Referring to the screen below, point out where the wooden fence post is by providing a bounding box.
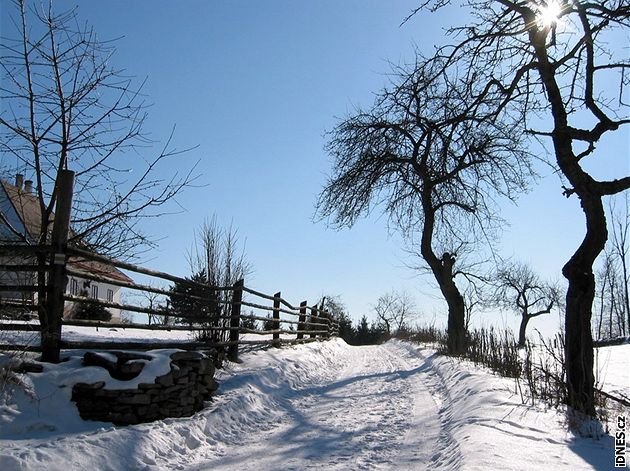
[272,292,281,348]
[310,304,317,339]
[42,170,74,363]
[297,301,307,340]
[325,310,331,339]
[228,279,244,362]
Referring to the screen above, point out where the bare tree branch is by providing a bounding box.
[0,0,198,260]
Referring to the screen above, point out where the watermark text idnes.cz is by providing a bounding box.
[616,415,627,468]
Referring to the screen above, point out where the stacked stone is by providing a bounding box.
[72,350,219,425]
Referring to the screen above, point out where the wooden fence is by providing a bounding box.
[0,243,339,362]
[0,171,338,362]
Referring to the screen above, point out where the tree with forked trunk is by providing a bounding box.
[490,261,560,347]
[316,57,533,355]
[373,290,419,336]
[406,0,629,418]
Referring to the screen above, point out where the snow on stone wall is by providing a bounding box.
[71,350,218,425]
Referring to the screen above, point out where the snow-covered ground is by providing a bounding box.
[0,330,627,470]
[0,322,194,346]
[595,344,629,400]
[0,322,307,347]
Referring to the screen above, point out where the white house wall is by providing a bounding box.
[65,275,123,321]
[0,261,124,321]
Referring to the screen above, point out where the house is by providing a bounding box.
[0,174,132,321]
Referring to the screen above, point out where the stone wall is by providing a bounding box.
[71,350,218,425]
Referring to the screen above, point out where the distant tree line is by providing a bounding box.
[323,293,418,346]
[337,314,387,346]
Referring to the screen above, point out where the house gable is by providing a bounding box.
[0,180,33,242]
[1,174,134,291]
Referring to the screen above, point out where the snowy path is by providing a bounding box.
[190,342,442,470]
[1,338,616,470]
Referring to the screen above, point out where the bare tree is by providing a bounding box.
[609,195,630,336]
[373,292,396,336]
[188,216,251,342]
[373,290,419,336]
[490,261,560,347]
[1,1,196,362]
[595,251,626,339]
[316,56,532,354]
[595,254,610,341]
[594,197,629,340]
[320,295,355,342]
[137,285,168,326]
[0,0,196,258]
[405,0,629,418]
[463,282,484,332]
[320,295,347,320]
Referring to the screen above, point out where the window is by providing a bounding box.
[91,284,99,299]
[70,278,79,296]
[107,289,114,302]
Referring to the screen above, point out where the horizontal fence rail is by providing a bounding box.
[0,243,340,361]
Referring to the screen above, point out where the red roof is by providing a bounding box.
[68,258,134,285]
[1,178,133,285]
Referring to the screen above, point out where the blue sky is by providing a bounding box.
[2,1,628,336]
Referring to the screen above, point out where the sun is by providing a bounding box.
[536,0,563,29]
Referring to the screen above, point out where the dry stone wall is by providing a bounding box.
[71,350,218,425]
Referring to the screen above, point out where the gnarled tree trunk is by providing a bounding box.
[444,283,466,354]
[518,316,530,348]
[441,253,466,355]
[422,207,467,355]
[562,195,607,417]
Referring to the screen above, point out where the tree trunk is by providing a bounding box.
[562,196,606,418]
[527,25,608,418]
[564,269,596,417]
[619,244,630,336]
[420,203,467,356]
[597,274,606,340]
[440,252,466,355]
[518,315,530,348]
[608,272,614,337]
[445,285,466,354]
[37,252,56,362]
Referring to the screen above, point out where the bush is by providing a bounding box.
[405,324,447,345]
[240,315,258,331]
[521,333,567,409]
[71,301,112,321]
[263,314,275,331]
[409,325,614,427]
[0,304,36,321]
[465,328,522,378]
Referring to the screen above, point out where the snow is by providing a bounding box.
[405,343,613,470]
[0,322,304,346]
[0,331,626,470]
[0,322,193,347]
[596,344,629,399]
